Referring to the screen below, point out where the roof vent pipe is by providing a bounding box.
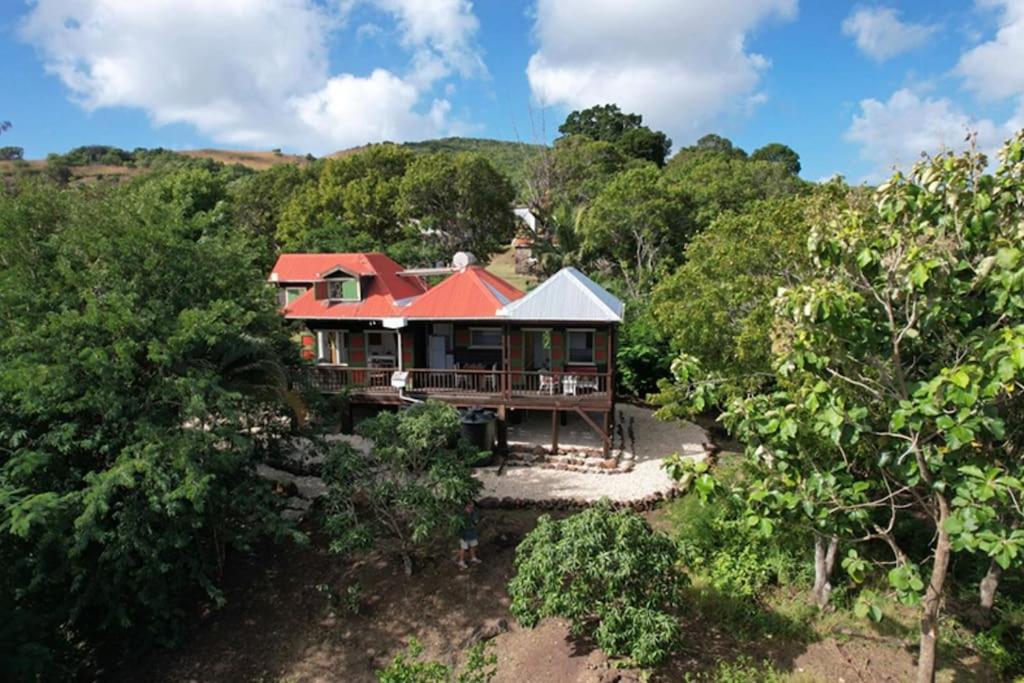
[452,251,477,271]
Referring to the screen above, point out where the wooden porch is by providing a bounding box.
[302,366,614,409]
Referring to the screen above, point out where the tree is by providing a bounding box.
[693,134,747,158]
[651,194,821,405]
[558,104,672,166]
[0,146,23,161]
[231,162,314,268]
[577,165,691,298]
[664,151,806,228]
[751,143,801,175]
[0,178,297,677]
[660,136,1024,683]
[277,144,411,252]
[397,152,516,263]
[321,401,483,575]
[508,503,685,666]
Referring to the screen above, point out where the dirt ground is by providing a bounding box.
[129,509,994,683]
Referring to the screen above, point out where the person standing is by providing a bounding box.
[457,501,482,569]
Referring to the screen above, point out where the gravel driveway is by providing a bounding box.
[476,404,707,503]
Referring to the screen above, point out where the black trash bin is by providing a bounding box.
[460,407,497,464]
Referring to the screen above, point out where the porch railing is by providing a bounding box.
[301,366,612,402]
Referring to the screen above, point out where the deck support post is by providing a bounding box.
[551,409,560,454]
[496,404,508,452]
[603,410,612,458]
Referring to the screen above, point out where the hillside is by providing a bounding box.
[0,138,545,196]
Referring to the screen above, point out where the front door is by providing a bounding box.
[523,329,551,371]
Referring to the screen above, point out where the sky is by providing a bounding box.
[2,0,1023,182]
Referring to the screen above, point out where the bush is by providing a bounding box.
[0,146,23,161]
[321,401,483,574]
[508,502,685,666]
[375,638,496,683]
[667,460,811,599]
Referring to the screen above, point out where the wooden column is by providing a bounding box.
[608,323,617,456]
[496,404,508,452]
[551,409,560,453]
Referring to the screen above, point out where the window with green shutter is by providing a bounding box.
[326,278,360,301]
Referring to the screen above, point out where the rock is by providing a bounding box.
[464,618,509,646]
[281,509,305,522]
[257,464,327,500]
[284,496,312,511]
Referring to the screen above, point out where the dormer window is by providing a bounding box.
[327,277,359,301]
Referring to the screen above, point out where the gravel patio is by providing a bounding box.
[476,403,708,505]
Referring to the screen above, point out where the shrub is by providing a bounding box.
[375,639,496,683]
[508,502,685,666]
[668,459,811,599]
[321,401,483,574]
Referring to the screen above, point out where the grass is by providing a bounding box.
[486,246,538,292]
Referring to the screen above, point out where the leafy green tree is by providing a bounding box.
[558,104,672,166]
[664,151,805,228]
[660,136,1024,683]
[0,146,23,161]
[508,503,685,666]
[397,152,516,263]
[546,135,630,209]
[651,196,815,404]
[578,165,691,298]
[322,401,483,575]
[277,144,412,252]
[0,178,297,678]
[692,133,747,158]
[751,142,801,175]
[231,161,316,268]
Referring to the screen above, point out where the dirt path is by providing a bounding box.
[126,504,993,683]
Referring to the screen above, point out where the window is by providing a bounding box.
[285,287,306,304]
[316,330,347,364]
[568,329,595,364]
[326,278,359,301]
[469,327,502,349]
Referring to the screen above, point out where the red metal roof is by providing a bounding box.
[272,253,428,320]
[402,266,524,319]
[271,253,523,321]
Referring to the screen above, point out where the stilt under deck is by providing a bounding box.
[305,365,615,456]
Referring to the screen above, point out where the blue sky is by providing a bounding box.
[3,1,1023,181]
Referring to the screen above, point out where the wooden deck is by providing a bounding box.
[301,366,614,409]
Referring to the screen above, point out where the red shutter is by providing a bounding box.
[313,281,328,300]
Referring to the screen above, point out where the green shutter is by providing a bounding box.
[342,279,359,300]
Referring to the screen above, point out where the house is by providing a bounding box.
[269,252,623,454]
[512,207,539,275]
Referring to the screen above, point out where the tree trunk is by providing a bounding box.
[812,533,839,608]
[917,500,952,683]
[402,552,413,577]
[979,559,1002,614]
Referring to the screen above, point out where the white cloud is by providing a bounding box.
[844,88,1011,180]
[525,0,797,145]
[841,7,938,62]
[19,0,483,153]
[956,0,1024,101]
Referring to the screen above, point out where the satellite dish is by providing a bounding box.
[452,251,477,270]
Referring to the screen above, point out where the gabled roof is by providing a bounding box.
[271,253,428,320]
[403,266,524,319]
[270,253,376,282]
[498,267,623,323]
